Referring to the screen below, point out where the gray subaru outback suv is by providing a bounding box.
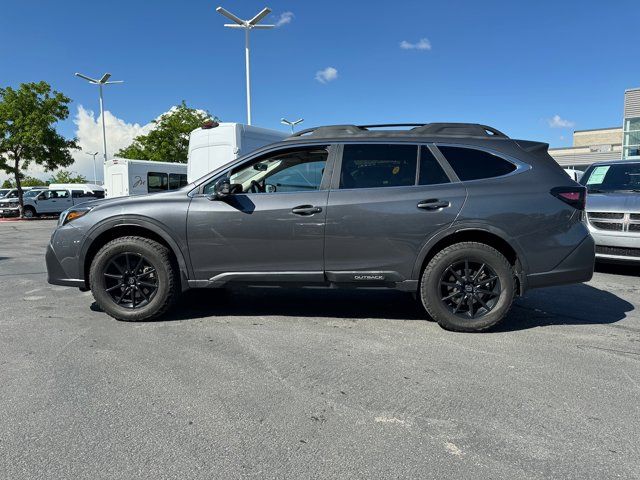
[46,123,595,332]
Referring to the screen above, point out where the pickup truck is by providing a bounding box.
[0,187,103,218]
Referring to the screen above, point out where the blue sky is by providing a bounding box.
[1,0,639,177]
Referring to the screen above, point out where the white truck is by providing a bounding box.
[0,184,105,218]
[103,158,188,198]
[187,122,287,183]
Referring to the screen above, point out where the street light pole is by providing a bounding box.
[85,151,99,184]
[281,118,304,134]
[216,6,274,125]
[74,72,123,163]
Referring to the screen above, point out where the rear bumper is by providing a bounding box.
[525,235,595,290]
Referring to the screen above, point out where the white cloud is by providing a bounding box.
[70,105,154,182]
[315,66,338,84]
[275,11,294,27]
[547,114,575,128]
[400,38,431,50]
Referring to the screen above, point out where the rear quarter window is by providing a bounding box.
[438,146,516,181]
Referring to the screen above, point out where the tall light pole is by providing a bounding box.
[216,6,274,125]
[85,151,99,184]
[74,72,123,163]
[281,118,304,134]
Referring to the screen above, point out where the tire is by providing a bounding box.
[89,236,178,321]
[420,242,515,332]
[22,206,36,218]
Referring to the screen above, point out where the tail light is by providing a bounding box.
[550,186,586,210]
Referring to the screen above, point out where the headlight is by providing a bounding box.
[59,206,94,226]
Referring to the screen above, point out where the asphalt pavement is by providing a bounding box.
[1,220,639,479]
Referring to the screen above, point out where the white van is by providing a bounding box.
[187,122,287,183]
[104,158,188,198]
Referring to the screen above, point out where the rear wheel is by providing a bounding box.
[420,242,515,332]
[89,236,178,321]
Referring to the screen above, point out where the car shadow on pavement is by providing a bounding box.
[109,281,633,331]
[497,283,634,332]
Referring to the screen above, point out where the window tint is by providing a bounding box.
[340,144,417,189]
[72,190,84,198]
[169,173,188,190]
[147,172,168,192]
[438,146,516,181]
[419,146,450,185]
[204,147,329,195]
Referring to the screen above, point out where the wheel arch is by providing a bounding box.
[413,226,527,294]
[80,217,190,291]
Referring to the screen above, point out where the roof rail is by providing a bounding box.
[288,122,508,139]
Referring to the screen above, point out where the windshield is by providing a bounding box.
[24,189,44,198]
[0,189,9,197]
[580,163,640,193]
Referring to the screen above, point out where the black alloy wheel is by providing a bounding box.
[103,252,159,309]
[438,259,501,319]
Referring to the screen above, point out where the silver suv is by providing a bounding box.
[580,160,640,262]
[46,123,595,332]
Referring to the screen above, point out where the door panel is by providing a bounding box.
[187,191,329,280]
[324,183,467,280]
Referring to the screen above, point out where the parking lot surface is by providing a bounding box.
[1,220,639,479]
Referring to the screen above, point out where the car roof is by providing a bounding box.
[588,160,640,167]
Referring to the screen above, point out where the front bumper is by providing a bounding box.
[589,230,640,263]
[45,226,87,288]
[0,206,19,217]
[525,235,595,290]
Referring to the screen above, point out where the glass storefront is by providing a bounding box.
[623,117,640,159]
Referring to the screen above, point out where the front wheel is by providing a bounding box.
[420,242,515,332]
[89,236,178,321]
[22,207,36,218]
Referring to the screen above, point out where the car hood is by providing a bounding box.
[586,192,640,213]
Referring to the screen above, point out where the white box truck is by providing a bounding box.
[104,158,188,198]
[187,122,287,183]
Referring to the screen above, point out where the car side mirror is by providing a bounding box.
[208,178,232,200]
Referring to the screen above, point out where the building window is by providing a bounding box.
[623,117,640,159]
[147,172,169,192]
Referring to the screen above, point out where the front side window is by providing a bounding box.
[147,172,169,192]
[204,146,329,195]
[339,144,417,189]
[437,146,516,181]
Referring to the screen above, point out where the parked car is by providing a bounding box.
[0,188,11,198]
[46,123,594,332]
[580,160,640,262]
[1,186,103,218]
[0,188,47,217]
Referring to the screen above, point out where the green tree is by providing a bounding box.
[117,101,215,163]
[48,169,86,184]
[2,179,13,188]
[21,176,47,187]
[0,81,77,216]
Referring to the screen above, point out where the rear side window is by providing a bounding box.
[340,144,417,189]
[438,146,516,181]
[419,146,450,185]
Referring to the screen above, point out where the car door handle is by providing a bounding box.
[417,199,450,210]
[291,205,323,216]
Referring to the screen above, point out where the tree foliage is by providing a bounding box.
[48,169,87,184]
[21,176,47,187]
[1,179,13,188]
[0,81,77,215]
[116,101,215,163]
